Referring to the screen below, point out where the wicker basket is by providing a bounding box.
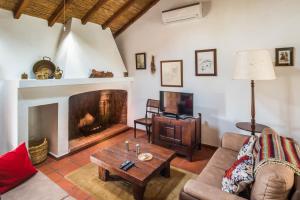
[29,138,48,165]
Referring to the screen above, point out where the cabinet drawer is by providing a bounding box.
[158,122,182,144]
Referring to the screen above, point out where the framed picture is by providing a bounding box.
[135,53,146,69]
[160,60,183,87]
[195,49,217,76]
[275,47,294,66]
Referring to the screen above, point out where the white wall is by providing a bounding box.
[55,18,127,78]
[0,9,126,80]
[0,9,127,154]
[116,0,300,146]
[0,81,4,153]
[0,11,61,79]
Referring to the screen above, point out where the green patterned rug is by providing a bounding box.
[65,163,195,200]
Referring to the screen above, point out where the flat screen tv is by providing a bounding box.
[159,91,193,116]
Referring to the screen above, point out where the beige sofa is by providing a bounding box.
[180,132,300,200]
[1,171,74,200]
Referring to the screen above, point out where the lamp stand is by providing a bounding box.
[234,49,275,135]
[251,80,256,135]
[235,80,269,135]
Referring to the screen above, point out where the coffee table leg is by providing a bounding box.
[133,184,146,200]
[98,166,109,181]
[160,162,170,178]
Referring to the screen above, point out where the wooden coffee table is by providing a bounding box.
[90,138,176,200]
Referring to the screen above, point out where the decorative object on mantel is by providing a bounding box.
[195,49,217,76]
[151,55,156,74]
[28,138,48,165]
[135,52,146,69]
[54,67,63,79]
[275,47,294,66]
[160,60,183,87]
[233,49,276,135]
[21,73,28,80]
[89,69,114,78]
[33,56,56,80]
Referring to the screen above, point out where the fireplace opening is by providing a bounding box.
[69,90,128,152]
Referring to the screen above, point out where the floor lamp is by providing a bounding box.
[233,50,276,135]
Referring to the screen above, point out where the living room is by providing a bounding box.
[0,0,300,200]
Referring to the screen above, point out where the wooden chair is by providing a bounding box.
[134,99,160,142]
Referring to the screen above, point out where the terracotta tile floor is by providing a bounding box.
[36,129,216,200]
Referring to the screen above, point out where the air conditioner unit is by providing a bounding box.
[162,3,203,24]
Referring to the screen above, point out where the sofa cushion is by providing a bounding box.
[251,164,294,200]
[197,164,225,188]
[0,143,37,194]
[222,132,250,152]
[222,155,254,194]
[1,172,73,200]
[207,147,238,171]
[237,135,257,160]
[183,179,247,200]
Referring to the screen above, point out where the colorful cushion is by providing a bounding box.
[237,135,257,160]
[222,155,254,194]
[0,143,37,194]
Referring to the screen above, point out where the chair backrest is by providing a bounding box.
[145,99,160,119]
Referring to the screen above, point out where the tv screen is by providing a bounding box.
[160,91,193,116]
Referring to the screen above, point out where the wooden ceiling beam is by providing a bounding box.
[48,0,73,27]
[114,0,160,37]
[81,0,108,25]
[14,0,31,19]
[102,0,135,29]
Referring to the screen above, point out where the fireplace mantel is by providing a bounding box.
[2,77,133,158]
[16,77,134,88]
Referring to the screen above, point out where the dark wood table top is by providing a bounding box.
[236,122,269,133]
[90,138,176,186]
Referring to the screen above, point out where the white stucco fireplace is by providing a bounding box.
[3,78,133,157]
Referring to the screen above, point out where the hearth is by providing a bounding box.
[69,90,127,140]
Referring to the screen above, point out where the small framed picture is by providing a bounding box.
[275,47,294,66]
[195,49,217,76]
[135,53,146,69]
[160,60,183,87]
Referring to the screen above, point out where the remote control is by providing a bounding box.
[123,161,135,171]
[120,160,131,169]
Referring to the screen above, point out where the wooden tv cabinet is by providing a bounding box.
[152,114,201,161]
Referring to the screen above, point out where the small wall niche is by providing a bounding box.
[28,103,58,155]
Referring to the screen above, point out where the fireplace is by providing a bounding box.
[6,77,133,158]
[68,90,128,151]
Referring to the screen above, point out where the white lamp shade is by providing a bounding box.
[233,49,276,80]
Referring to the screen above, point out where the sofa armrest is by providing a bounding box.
[183,179,247,200]
[291,175,300,200]
[221,132,249,152]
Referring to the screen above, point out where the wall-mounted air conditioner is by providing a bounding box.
[162,3,203,24]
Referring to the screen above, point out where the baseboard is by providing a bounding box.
[201,143,218,150]
[128,127,145,132]
[48,151,69,159]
